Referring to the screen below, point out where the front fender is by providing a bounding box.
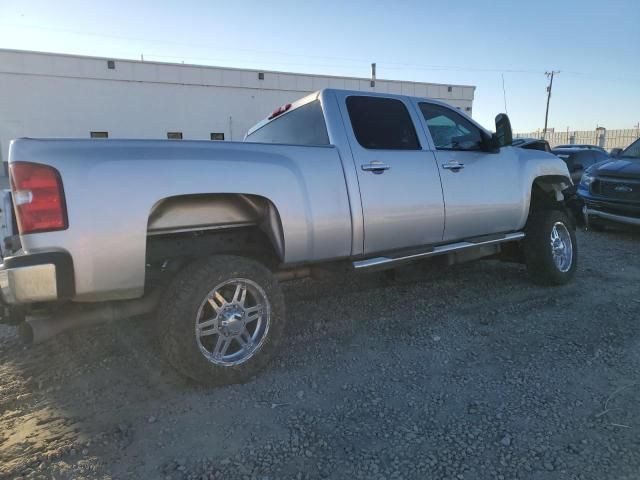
[516,148,573,227]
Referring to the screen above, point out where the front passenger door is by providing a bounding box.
[417,102,523,242]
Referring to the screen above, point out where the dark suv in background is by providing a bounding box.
[555,144,608,154]
[578,138,640,228]
[552,146,611,183]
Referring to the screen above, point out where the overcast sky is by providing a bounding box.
[1,0,638,132]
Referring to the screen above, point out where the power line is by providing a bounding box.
[0,21,365,64]
[1,21,639,84]
[0,22,577,76]
[0,21,540,73]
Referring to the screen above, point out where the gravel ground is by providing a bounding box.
[1,228,639,480]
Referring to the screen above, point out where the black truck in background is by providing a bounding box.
[579,138,640,229]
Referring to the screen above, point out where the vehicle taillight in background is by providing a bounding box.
[9,162,68,234]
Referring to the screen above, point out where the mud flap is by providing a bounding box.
[0,303,26,326]
[563,185,586,229]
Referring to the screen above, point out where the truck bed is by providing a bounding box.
[7,138,353,300]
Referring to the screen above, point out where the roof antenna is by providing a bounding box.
[501,73,508,114]
[370,63,376,88]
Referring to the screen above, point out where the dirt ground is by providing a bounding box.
[1,228,639,480]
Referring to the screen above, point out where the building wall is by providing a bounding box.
[0,49,476,166]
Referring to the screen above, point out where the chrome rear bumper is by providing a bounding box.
[0,263,58,304]
[0,251,74,305]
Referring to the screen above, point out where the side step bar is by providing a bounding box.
[353,232,525,270]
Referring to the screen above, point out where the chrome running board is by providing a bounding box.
[353,232,525,270]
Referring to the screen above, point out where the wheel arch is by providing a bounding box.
[527,175,573,213]
[146,193,285,262]
[527,175,576,227]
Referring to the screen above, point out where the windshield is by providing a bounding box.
[620,138,640,158]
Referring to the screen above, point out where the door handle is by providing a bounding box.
[442,162,465,171]
[361,162,391,174]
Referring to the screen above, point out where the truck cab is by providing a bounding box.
[247,89,571,256]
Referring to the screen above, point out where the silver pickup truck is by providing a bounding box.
[2,89,578,385]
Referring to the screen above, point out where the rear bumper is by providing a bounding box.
[0,251,74,305]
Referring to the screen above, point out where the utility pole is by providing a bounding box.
[543,71,560,139]
[370,63,376,88]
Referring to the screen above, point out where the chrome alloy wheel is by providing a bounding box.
[550,222,573,273]
[195,278,270,366]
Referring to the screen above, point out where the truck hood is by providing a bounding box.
[593,158,640,179]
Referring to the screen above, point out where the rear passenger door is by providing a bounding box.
[338,94,445,254]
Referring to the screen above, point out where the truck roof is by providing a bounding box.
[246,89,469,138]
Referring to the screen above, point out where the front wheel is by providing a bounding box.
[524,209,578,285]
[158,255,285,386]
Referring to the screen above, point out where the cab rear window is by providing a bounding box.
[245,101,329,146]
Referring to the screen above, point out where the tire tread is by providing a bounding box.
[524,209,577,286]
[157,255,285,386]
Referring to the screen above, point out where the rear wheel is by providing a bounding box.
[158,255,285,386]
[524,209,577,285]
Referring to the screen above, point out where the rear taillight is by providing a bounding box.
[9,162,68,234]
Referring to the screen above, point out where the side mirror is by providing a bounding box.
[610,148,622,157]
[495,113,513,147]
[481,131,501,153]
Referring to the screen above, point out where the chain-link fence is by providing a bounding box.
[514,128,640,150]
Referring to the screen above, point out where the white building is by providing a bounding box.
[0,49,475,169]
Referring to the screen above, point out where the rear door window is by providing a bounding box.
[245,100,329,146]
[346,96,420,150]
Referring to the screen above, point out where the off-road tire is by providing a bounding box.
[157,255,285,386]
[524,209,578,286]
